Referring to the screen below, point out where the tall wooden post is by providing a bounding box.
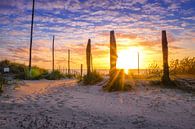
[29,0,35,71]
[138,52,139,75]
[91,53,93,72]
[81,64,83,77]
[105,30,125,91]
[68,49,70,75]
[161,30,171,84]
[110,30,117,73]
[86,39,91,75]
[52,35,55,72]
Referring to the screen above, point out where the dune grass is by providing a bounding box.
[103,70,133,92]
[45,70,65,80]
[83,70,103,85]
[170,57,195,75]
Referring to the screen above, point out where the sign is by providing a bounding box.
[4,67,10,73]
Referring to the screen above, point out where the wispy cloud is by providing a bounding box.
[0,0,194,69]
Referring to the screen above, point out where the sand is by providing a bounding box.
[0,79,194,129]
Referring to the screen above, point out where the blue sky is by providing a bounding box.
[0,0,195,69]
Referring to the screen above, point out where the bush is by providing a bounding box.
[83,70,103,85]
[45,70,64,80]
[170,57,195,75]
[0,60,48,80]
[25,67,48,80]
[146,62,162,78]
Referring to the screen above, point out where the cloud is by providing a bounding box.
[0,0,194,69]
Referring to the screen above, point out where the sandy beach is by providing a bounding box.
[0,79,194,129]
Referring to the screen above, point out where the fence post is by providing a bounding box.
[81,64,83,77]
[68,49,70,75]
[161,30,171,84]
[52,35,55,72]
[86,39,91,76]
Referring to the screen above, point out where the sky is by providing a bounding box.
[0,0,195,70]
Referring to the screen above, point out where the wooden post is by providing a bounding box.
[91,53,93,72]
[110,30,117,73]
[52,35,55,72]
[29,0,35,71]
[161,30,171,84]
[81,64,83,77]
[68,49,70,75]
[138,52,139,75]
[86,39,91,75]
[105,30,126,91]
[110,30,117,81]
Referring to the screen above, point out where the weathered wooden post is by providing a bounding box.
[81,64,83,77]
[68,49,70,75]
[138,52,139,76]
[91,53,93,72]
[86,39,91,76]
[110,31,117,74]
[104,30,126,91]
[52,35,55,72]
[161,30,171,84]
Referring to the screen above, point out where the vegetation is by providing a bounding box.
[0,60,79,81]
[145,57,195,88]
[0,60,48,79]
[170,57,195,75]
[45,70,65,80]
[146,57,195,78]
[83,70,103,85]
[146,62,162,78]
[25,67,48,80]
[104,69,133,92]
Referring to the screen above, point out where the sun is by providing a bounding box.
[116,47,139,74]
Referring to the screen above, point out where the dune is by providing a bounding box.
[0,79,194,129]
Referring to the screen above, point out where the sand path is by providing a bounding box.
[0,79,194,129]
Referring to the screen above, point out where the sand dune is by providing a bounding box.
[0,79,194,129]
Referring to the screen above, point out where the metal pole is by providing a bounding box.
[29,0,35,71]
[52,35,55,72]
[81,64,83,77]
[68,49,70,75]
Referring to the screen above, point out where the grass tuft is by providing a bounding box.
[83,70,103,85]
[45,70,64,80]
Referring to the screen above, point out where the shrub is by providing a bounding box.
[0,60,48,80]
[45,70,64,80]
[170,57,195,74]
[65,74,76,79]
[25,67,48,80]
[83,70,103,85]
[146,62,162,77]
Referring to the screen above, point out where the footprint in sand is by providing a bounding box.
[57,103,64,108]
[55,98,61,101]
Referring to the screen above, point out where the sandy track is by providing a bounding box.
[0,79,194,129]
